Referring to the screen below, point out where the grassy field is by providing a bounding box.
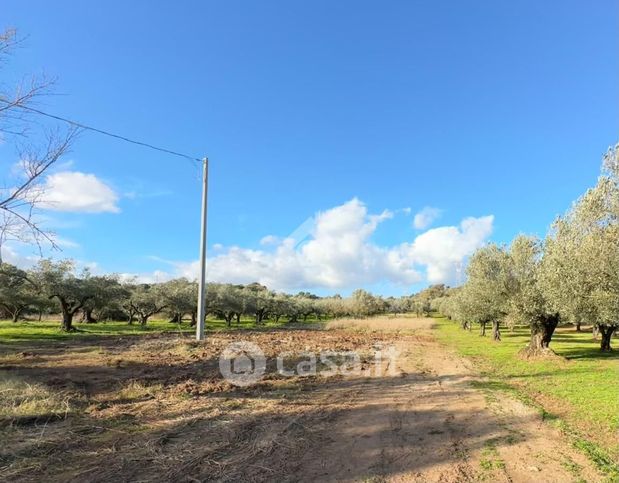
[433,316,619,462]
[0,317,323,344]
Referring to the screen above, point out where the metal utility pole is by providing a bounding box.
[196,157,209,341]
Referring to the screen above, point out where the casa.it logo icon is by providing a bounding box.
[219,341,267,387]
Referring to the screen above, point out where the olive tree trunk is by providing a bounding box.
[11,306,24,323]
[492,320,501,341]
[57,298,83,332]
[61,311,74,332]
[599,324,617,352]
[82,308,97,323]
[521,314,559,357]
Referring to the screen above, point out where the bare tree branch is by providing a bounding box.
[0,28,77,262]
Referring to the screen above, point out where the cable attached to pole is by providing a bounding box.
[0,100,202,163]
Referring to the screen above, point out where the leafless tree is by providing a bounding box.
[0,28,78,263]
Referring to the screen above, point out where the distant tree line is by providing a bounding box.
[0,261,440,332]
[431,145,618,354]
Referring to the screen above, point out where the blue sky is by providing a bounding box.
[2,0,617,295]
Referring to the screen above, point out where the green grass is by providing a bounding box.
[0,319,193,343]
[0,316,324,344]
[479,438,506,472]
[433,317,619,472]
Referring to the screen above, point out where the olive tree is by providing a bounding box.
[412,284,448,316]
[507,236,560,356]
[270,293,293,323]
[210,283,244,326]
[295,295,318,321]
[434,288,461,322]
[541,147,619,351]
[0,263,38,321]
[317,295,349,319]
[351,289,379,317]
[32,259,95,331]
[80,275,126,323]
[243,283,274,325]
[128,284,167,325]
[161,278,197,324]
[464,244,511,340]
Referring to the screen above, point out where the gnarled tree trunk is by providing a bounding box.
[10,306,24,323]
[598,324,617,352]
[492,320,501,341]
[479,321,487,336]
[521,313,559,357]
[61,311,74,332]
[57,298,79,332]
[82,308,97,323]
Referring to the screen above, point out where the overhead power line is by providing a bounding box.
[1,98,210,342]
[1,100,202,163]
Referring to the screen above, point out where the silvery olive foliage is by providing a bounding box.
[463,244,511,325]
[436,144,619,352]
[540,144,618,350]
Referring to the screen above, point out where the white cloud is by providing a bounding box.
[40,171,120,213]
[405,215,494,284]
[260,235,280,246]
[152,199,493,291]
[118,270,174,284]
[54,236,80,249]
[413,206,442,230]
[0,244,39,268]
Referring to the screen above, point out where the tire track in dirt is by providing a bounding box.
[295,320,602,482]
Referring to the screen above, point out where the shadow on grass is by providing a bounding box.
[555,347,619,361]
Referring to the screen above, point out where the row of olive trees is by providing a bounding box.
[433,146,618,353]
[0,261,419,331]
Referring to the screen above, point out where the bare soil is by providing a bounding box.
[0,318,603,482]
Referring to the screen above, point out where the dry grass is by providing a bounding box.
[0,328,399,481]
[115,380,163,401]
[326,315,434,332]
[0,374,72,423]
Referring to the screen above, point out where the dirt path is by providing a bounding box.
[296,318,601,482]
[1,319,603,482]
